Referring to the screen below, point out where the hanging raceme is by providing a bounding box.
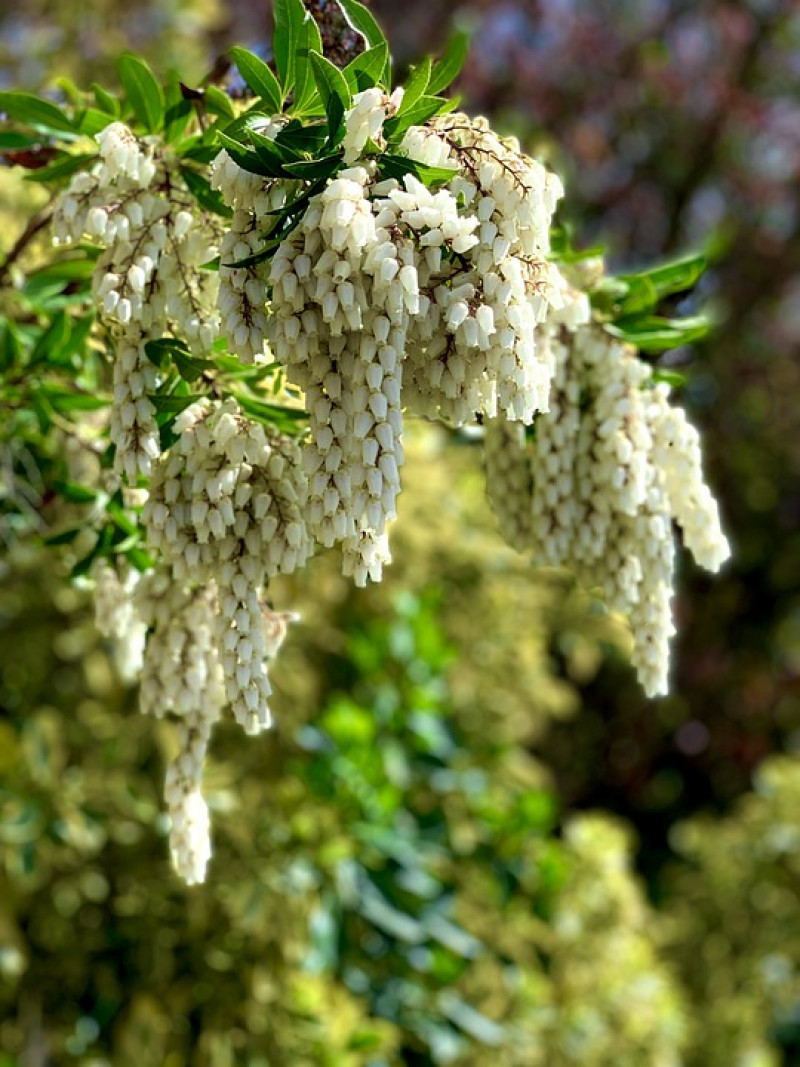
[0,0,729,882]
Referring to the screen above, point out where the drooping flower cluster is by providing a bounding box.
[212,95,567,583]
[484,320,730,696]
[54,122,222,480]
[135,572,224,884]
[52,92,731,883]
[143,398,311,734]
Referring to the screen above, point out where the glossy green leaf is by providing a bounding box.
[203,84,235,120]
[343,43,390,94]
[24,152,97,184]
[230,47,283,113]
[55,77,83,109]
[52,480,98,504]
[624,253,707,300]
[309,51,351,142]
[147,393,204,415]
[36,386,110,412]
[0,131,40,149]
[0,91,77,136]
[652,368,688,389]
[295,16,325,114]
[0,322,22,371]
[117,53,165,133]
[379,153,457,188]
[216,131,283,177]
[91,83,120,117]
[74,107,115,136]
[336,0,388,52]
[273,0,309,96]
[607,314,709,352]
[384,95,448,141]
[230,391,308,434]
[180,166,233,218]
[282,153,342,182]
[400,57,432,114]
[163,75,192,143]
[427,30,470,96]
[30,311,70,365]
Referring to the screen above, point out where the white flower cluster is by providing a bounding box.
[135,572,224,884]
[91,557,148,682]
[143,397,310,734]
[54,122,222,480]
[212,117,286,365]
[485,322,730,696]
[212,99,567,583]
[63,98,731,880]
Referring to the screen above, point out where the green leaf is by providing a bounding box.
[24,152,97,184]
[147,393,204,414]
[427,29,470,96]
[0,322,22,371]
[28,258,95,284]
[216,130,284,178]
[400,57,432,114]
[92,83,120,117]
[144,338,214,382]
[172,351,215,383]
[230,46,283,113]
[273,0,309,97]
[652,368,688,389]
[36,385,110,412]
[55,77,84,109]
[229,391,307,434]
[126,545,155,571]
[379,153,457,188]
[336,0,389,52]
[52,480,98,504]
[616,275,659,318]
[384,95,448,141]
[342,43,390,94]
[180,166,233,217]
[164,74,192,143]
[30,311,70,365]
[117,53,165,133]
[293,15,325,115]
[0,91,77,137]
[607,314,709,353]
[0,131,40,150]
[203,84,235,120]
[247,124,298,167]
[44,526,83,546]
[72,107,113,136]
[623,253,707,302]
[309,51,352,142]
[282,153,342,182]
[274,120,328,155]
[223,238,284,270]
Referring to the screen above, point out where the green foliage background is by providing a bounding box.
[1,1,799,1064]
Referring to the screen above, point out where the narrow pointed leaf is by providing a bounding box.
[180,166,233,217]
[0,91,77,136]
[427,30,470,96]
[118,53,165,133]
[343,43,390,94]
[400,57,432,114]
[231,47,283,113]
[309,51,351,141]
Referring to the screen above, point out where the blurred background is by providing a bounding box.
[1,1,800,1064]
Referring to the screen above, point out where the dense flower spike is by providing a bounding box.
[143,398,309,734]
[54,121,222,479]
[484,322,730,695]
